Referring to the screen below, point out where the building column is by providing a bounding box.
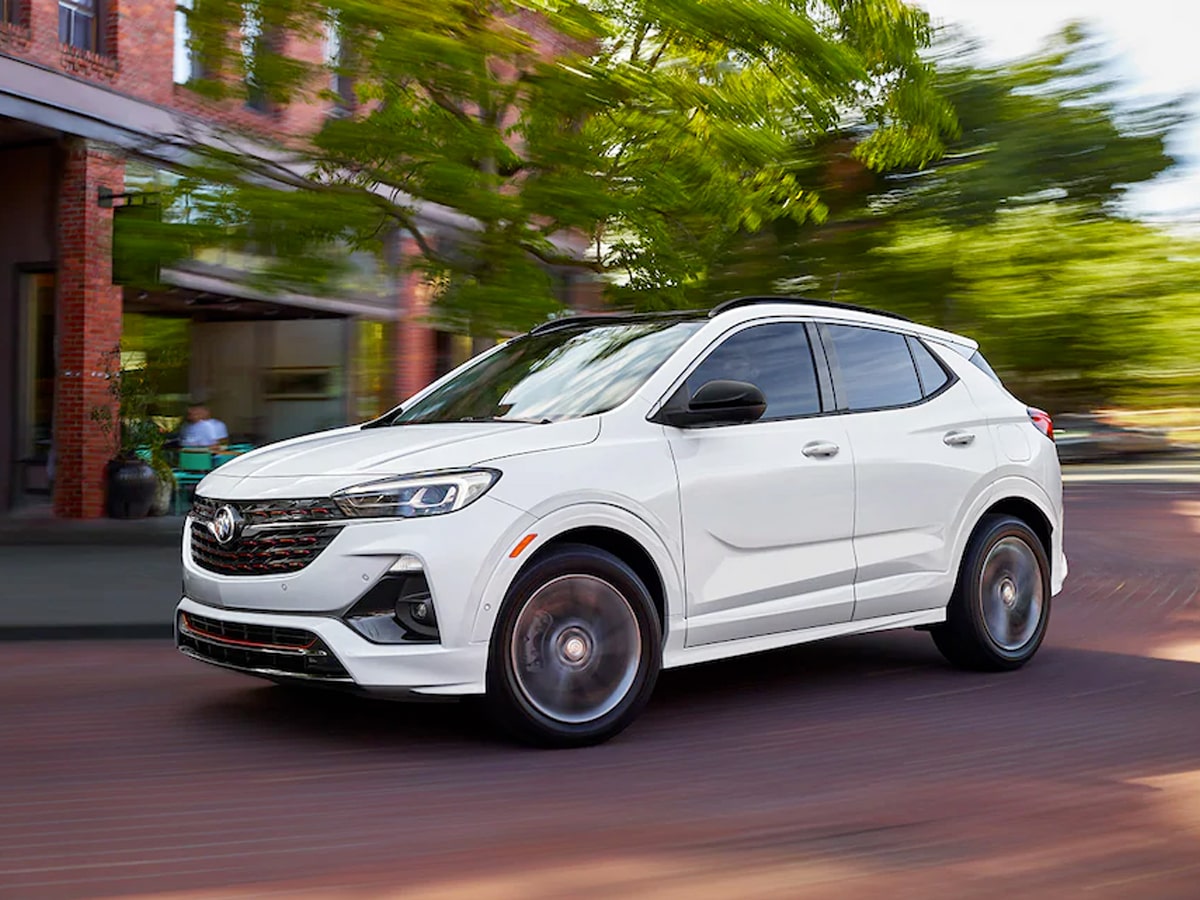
[567,272,605,314]
[392,235,438,404]
[53,140,124,519]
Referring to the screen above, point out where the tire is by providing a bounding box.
[931,514,1051,672]
[486,543,662,748]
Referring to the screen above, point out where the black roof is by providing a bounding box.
[528,309,703,335]
[708,295,912,322]
[528,296,910,335]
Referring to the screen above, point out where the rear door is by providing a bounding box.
[818,323,998,621]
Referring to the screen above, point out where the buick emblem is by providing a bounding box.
[208,504,244,546]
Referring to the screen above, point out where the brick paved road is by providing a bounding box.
[2,482,1198,899]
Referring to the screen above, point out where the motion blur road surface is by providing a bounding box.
[3,478,1199,899]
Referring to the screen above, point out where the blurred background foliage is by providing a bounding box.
[127,1,1200,413]
[699,24,1200,411]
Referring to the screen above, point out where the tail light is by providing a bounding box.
[1027,407,1053,441]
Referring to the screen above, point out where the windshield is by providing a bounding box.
[383,318,705,425]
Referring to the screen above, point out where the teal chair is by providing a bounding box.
[173,449,214,514]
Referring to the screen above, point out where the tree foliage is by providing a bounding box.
[145,0,955,334]
[700,24,1197,409]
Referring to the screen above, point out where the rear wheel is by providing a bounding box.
[486,544,661,748]
[932,514,1051,671]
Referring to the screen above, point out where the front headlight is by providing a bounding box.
[332,468,500,518]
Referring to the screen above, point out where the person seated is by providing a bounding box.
[179,403,229,451]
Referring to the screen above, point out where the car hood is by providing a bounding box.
[197,418,601,500]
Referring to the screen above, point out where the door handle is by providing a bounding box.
[802,441,840,459]
[944,431,975,447]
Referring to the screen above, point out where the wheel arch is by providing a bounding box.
[947,476,1060,605]
[979,495,1053,562]
[469,504,683,645]
[519,526,668,630]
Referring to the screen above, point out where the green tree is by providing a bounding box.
[146,0,955,336]
[700,23,1196,409]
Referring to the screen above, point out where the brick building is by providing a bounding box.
[0,0,593,518]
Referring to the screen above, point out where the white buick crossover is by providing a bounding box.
[176,297,1067,747]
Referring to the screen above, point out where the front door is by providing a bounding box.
[665,321,857,647]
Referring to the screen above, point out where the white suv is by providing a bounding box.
[176,297,1066,747]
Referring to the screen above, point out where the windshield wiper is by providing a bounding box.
[453,416,552,425]
[374,415,552,427]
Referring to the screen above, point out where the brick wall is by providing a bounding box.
[392,237,437,404]
[5,0,336,138]
[53,140,124,519]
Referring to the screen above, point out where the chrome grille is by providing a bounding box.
[189,497,345,576]
[190,496,346,526]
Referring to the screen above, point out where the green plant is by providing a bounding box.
[90,345,178,485]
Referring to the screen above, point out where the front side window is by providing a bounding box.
[824,324,922,412]
[685,322,821,420]
[384,319,704,425]
[59,0,97,51]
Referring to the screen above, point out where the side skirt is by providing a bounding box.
[663,608,946,670]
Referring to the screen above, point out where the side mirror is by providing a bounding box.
[659,379,767,428]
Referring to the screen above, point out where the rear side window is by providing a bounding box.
[686,322,821,420]
[908,337,951,397]
[823,324,922,411]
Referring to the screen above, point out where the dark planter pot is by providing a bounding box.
[106,457,159,519]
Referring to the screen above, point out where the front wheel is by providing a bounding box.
[932,514,1051,671]
[486,544,661,748]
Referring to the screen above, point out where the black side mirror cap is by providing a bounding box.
[656,379,767,428]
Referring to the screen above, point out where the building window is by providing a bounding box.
[173,0,206,84]
[59,0,98,52]
[242,3,271,112]
[2,0,30,27]
[325,15,356,113]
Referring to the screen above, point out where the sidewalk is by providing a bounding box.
[0,504,184,639]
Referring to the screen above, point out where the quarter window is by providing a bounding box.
[908,337,951,397]
[824,324,922,412]
[969,349,1004,386]
[686,322,821,420]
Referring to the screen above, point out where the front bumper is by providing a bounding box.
[174,597,489,697]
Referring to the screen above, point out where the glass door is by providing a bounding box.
[17,272,56,494]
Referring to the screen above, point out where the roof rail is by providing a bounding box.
[709,295,912,323]
[528,309,701,335]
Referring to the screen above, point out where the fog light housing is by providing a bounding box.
[343,567,440,644]
[392,577,438,640]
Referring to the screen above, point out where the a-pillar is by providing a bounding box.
[53,139,124,519]
[392,235,438,404]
